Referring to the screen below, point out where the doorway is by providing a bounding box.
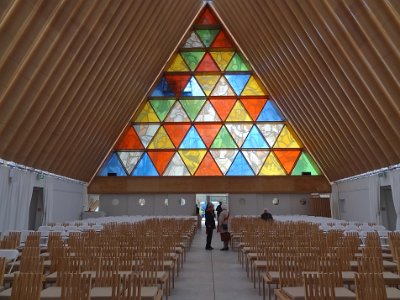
[28,187,44,230]
[196,194,229,222]
[380,186,396,231]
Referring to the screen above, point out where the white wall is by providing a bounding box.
[99,193,312,217]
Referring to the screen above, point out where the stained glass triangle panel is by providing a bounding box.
[181,51,205,71]
[180,99,206,121]
[134,102,160,123]
[241,98,267,121]
[274,126,301,148]
[211,76,236,96]
[167,54,189,72]
[195,152,223,176]
[257,124,284,147]
[117,151,143,174]
[195,124,222,147]
[98,153,127,176]
[257,100,285,121]
[148,151,175,175]
[196,53,219,71]
[165,74,191,96]
[291,153,320,175]
[242,125,269,149]
[210,51,235,71]
[226,100,252,121]
[149,99,175,122]
[164,101,191,122]
[180,126,206,149]
[115,127,144,150]
[241,76,265,96]
[226,152,254,176]
[225,123,252,147]
[183,32,204,48]
[148,127,175,149]
[182,76,205,97]
[226,53,249,71]
[179,150,207,175]
[242,150,269,174]
[195,101,221,122]
[259,152,286,175]
[210,149,238,175]
[274,150,301,174]
[211,30,233,48]
[196,29,219,47]
[209,98,236,121]
[196,7,218,25]
[150,77,174,97]
[132,153,159,176]
[211,126,237,149]
[225,74,250,96]
[133,124,160,148]
[164,153,190,176]
[195,75,220,96]
[163,124,190,148]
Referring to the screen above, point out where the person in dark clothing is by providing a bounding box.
[216,201,222,218]
[205,203,216,250]
[261,208,273,221]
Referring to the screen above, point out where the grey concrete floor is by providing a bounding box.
[171,226,260,300]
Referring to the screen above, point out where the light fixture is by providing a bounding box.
[111,198,119,206]
[138,198,146,206]
[164,198,169,206]
[272,198,279,205]
[180,198,186,206]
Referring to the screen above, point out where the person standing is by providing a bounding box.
[261,208,273,221]
[205,203,216,250]
[216,201,222,218]
[218,204,230,250]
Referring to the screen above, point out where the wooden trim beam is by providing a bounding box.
[88,176,331,194]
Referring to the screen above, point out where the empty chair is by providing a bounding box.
[304,273,336,300]
[11,273,42,300]
[355,273,387,300]
[112,273,141,300]
[60,273,91,300]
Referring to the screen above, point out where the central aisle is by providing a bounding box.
[172,226,260,300]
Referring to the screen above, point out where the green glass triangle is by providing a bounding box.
[226,53,249,71]
[149,99,175,121]
[181,51,205,71]
[211,126,237,149]
[180,99,206,121]
[196,29,219,47]
[291,153,320,175]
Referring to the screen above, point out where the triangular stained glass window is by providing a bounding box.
[100,5,321,178]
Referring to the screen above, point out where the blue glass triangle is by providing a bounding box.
[242,125,269,148]
[227,152,254,176]
[179,126,206,149]
[181,77,205,97]
[151,77,174,97]
[257,100,284,121]
[98,153,127,176]
[132,153,159,176]
[225,74,250,96]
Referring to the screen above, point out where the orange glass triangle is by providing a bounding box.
[195,152,222,176]
[211,30,233,48]
[274,150,301,174]
[196,53,219,72]
[241,98,267,121]
[195,124,222,147]
[115,127,143,150]
[209,97,236,121]
[163,124,191,147]
[165,74,191,96]
[148,151,175,175]
[195,7,218,25]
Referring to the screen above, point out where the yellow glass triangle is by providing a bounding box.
[259,152,286,175]
[210,51,235,71]
[241,76,265,96]
[274,126,301,148]
[226,101,252,121]
[167,54,189,72]
[195,75,220,96]
[148,127,175,149]
[134,102,160,122]
[178,150,207,175]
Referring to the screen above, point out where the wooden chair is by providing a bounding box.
[60,273,91,300]
[303,273,336,300]
[95,257,119,287]
[10,273,42,300]
[112,273,141,300]
[358,257,384,273]
[355,273,387,300]
[278,256,303,287]
[0,257,5,288]
[318,257,343,287]
[19,256,44,274]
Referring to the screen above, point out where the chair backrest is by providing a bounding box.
[60,273,91,300]
[10,273,42,300]
[95,257,119,287]
[304,273,336,300]
[112,273,141,300]
[20,256,44,274]
[278,256,302,287]
[318,257,343,287]
[0,257,5,286]
[357,257,384,273]
[355,273,387,300]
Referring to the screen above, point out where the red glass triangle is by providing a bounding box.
[195,124,222,147]
[195,7,218,25]
[209,98,236,121]
[196,53,219,72]
[274,150,301,174]
[165,74,191,96]
[163,124,191,148]
[115,127,143,150]
[241,98,268,121]
[148,151,175,175]
[195,152,222,176]
[211,30,233,48]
